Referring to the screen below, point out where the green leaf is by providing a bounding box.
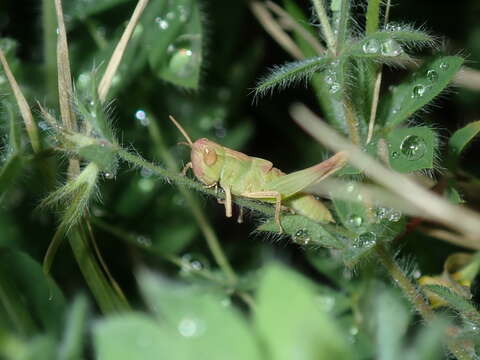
[78,144,118,173]
[375,291,410,360]
[0,249,65,335]
[423,284,480,326]
[138,270,262,360]
[256,214,345,249]
[447,120,480,170]
[58,295,89,360]
[147,0,203,89]
[254,56,331,98]
[255,264,351,360]
[0,154,27,202]
[386,126,437,173]
[405,319,447,360]
[93,313,184,360]
[379,56,463,127]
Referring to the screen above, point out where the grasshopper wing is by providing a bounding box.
[265,152,347,198]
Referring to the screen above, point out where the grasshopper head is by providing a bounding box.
[191,138,224,186]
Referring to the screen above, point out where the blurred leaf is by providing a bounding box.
[447,120,480,170]
[138,270,263,360]
[93,313,183,360]
[65,0,132,20]
[379,56,463,128]
[58,295,89,360]
[256,214,345,249]
[387,126,437,173]
[147,0,203,89]
[0,154,27,202]
[0,249,65,335]
[375,291,410,360]
[405,319,446,360]
[255,263,351,360]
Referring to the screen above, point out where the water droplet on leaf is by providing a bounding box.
[166,35,201,78]
[412,84,426,98]
[391,151,399,159]
[329,83,340,94]
[103,172,114,180]
[135,110,150,126]
[155,17,169,30]
[294,229,311,245]
[178,317,203,338]
[381,39,403,56]
[353,232,376,248]
[439,62,449,71]
[400,135,426,161]
[347,214,363,228]
[362,39,380,54]
[136,235,152,247]
[426,69,438,82]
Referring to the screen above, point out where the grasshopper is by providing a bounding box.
[169,116,347,232]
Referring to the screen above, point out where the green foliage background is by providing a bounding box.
[0,0,479,359]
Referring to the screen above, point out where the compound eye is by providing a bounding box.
[203,147,217,166]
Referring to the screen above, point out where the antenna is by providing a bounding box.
[169,115,193,146]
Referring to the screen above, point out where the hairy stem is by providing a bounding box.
[375,243,474,360]
[54,0,128,312]
[147,119,237,286]
[312,0,336,52]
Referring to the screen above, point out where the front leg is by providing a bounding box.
[181,162,193,176]
[241,191,284,233]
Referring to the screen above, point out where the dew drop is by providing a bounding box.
[178,317,203,338]
[347,214,363,228]
[180,254,208,274]
[317,295,335,312]
[426,69,438,82]
[294,229,311,246]
[155,17,169,30]
[439,62,449,71]
[166,35,201,78]
[38,121,50,131]
[103,172,114,179]
[381,39,403,57]
[177,5,190,22]
[353,232,377,248]
[135,110,150,126]
[400,135,426,161]
[412,84,426,98]
[329,83,340,94]
[362,39,380,54]
[388,210,402,222]
[138,178,154,192]
[136,235,152,247]
[375,207,388,220]
[391,151,399,159]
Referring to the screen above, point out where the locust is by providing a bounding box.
[169,116,347,232]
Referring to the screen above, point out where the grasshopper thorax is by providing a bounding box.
[191,138,224,186]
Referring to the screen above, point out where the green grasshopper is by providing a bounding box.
[169,116,347,232]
